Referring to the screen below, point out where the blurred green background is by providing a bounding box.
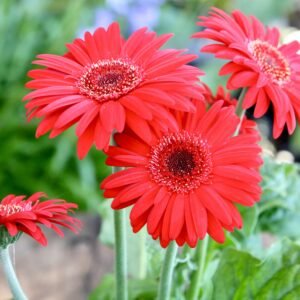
[0,0,299,212]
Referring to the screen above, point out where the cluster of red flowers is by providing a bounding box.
[17,8,300,248]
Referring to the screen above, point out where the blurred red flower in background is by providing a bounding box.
[24,22,204,159]
[101,101,262,247]
[0,193,80,247]
[194,8,300,138]
[203,84,260,137]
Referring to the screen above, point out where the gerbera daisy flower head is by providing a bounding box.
[24,22,204,159]
[203,84,260,137]
[193,8,300,138]
[0,192,81,248]
[101,101,263,248]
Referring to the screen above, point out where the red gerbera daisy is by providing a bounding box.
[193,8,300,138]
[101,101,262,247]
[0,193,80,247]
[24,22,204,159]
[203,84,260,137]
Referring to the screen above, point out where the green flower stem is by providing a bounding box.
[113,208,128,300]
[113,166,128,300]
[111,135,128,300]
[187,237,209,300]
[0,246,28,300]
[157,242,178,300]
[234,88,247,135]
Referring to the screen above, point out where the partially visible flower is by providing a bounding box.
[0,193,80,248]
[193,8,300,138]
[203,84,260,137]
[203,84,234,107]
[101,101,262,248]
[24,22,203,159]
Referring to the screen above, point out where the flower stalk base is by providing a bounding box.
[157,242,178,300]
[113,166,128,300]
[187,237,209,300]
[0,246,28,300]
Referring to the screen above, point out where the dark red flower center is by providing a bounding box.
[77,58,144,102]
[148,131,213,193]
[166,149,196,176]
[248,40,291,85]
[0,203,31,217]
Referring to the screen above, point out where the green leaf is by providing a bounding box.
[208,239,300,300]
[258,155,300,238]
[234,239,300,300]
[211,249,260,300]
[89,275,157,300]
[128,279,157,300]
[89,275,114,300]
[282,286,300,300]
[254,265,300,300]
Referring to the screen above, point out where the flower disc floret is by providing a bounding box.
[148,131,212,193]
[248,40,291,85]
[0,203,31,217]
[77,58,144,102]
